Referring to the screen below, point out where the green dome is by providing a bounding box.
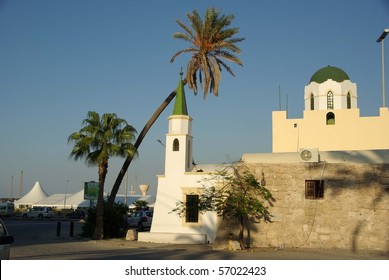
[310,65,350,84]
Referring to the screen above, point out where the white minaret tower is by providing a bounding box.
[164,72,193,176]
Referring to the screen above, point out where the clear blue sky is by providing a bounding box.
[1,0,388,199]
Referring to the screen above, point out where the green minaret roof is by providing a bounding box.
[172,72,188,115]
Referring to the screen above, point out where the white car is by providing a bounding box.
[127,210,153,231]
[0,218,14,260]
[22,206,55,219]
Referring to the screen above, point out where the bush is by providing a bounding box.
[81,201,128,238]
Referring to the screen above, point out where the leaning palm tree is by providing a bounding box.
[108,7,244,208]
[171,6,244,97]
[68,111,137,240]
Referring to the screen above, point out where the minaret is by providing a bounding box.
[164,71,193,176]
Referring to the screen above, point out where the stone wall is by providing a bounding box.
[215,162,389,251]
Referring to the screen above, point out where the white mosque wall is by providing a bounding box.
[140,171,220,244]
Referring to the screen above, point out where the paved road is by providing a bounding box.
[3,218,389,260]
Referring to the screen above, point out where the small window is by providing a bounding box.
[185,194,199,223]
[310,93,314,110]
[327,91,334,109]
[347,92,351,109]
[173,138,179,151]
[305,180,324,199]
[326,112,335,125]
[187,140,191,168]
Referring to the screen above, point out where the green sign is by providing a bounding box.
[84,181,99,200]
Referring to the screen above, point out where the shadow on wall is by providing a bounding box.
[331,163,389,252]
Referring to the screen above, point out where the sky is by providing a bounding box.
[0,0,388,199]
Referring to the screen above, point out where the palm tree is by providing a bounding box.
[170,7,244,97]
[68,111,137,239]
[133,200,149,211]
[108,7,244,208]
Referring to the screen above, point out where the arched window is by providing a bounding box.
[326,112,335,125]
[347,92,351,109]
[327,91,334,109]
[310,93,314,110]
[173,138,179,151]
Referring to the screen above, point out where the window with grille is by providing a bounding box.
[327,91,334,109]
[185,194,199,223]
[305,180,324,199]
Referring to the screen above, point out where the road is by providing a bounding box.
[2,218,389,260]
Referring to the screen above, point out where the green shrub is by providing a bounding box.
[81,201,128,238]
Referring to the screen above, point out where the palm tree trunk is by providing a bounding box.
[107,81,186,207]
[93,162,108,240]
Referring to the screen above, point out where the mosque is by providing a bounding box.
[140,66,389,251]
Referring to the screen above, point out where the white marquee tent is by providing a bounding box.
[14,182,155,210]
[14,181,48,209]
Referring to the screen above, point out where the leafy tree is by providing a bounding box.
[68,111,137,239]
[133,200,149,211]
[108,7,244,208]
[173,161,274,249]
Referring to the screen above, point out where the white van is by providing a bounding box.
[22,206,55,219]
[0,202,14,217]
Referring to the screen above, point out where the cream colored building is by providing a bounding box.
[141,66,389,251]
[229,66,389,252]
[272,65,389,153]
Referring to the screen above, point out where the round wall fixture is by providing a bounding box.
[300,150,312,161]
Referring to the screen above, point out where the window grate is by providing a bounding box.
[305,180,324,199]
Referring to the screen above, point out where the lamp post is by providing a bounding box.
[377,29,389,108]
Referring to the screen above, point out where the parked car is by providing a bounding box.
[0,218,14,260]
[127,210,153,231]
[22,206,55,219]
[66,209,87,219]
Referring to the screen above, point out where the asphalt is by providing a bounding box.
[9,234,389,260]
[3,217,388,260]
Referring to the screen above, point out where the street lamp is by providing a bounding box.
[376,29,389,108]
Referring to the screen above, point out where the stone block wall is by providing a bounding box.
[216,162,389,251]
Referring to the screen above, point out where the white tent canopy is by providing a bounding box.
[14,182,155,210]
[14,181,48,208]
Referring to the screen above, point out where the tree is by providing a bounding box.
[81,201,129,238]
[108,7,244,208]
[68,111,137,239]
[133,200,149,211]
[171,6,244,97]
[173,161,275,249]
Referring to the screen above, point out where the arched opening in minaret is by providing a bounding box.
[173,138,179,151]
[187,140,191,169]
[326,112,335,125]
